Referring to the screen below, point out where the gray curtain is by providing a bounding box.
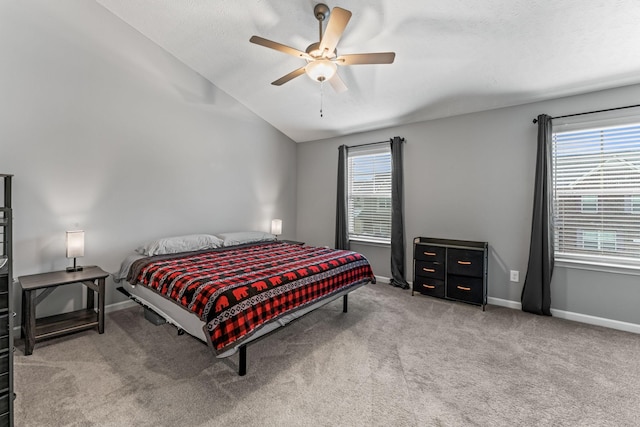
[335,145,350,250]
[390,137,409,289]
[521,114,554,315]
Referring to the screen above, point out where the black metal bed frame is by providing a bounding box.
[118,286,349,376]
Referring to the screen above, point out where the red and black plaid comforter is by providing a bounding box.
[127,242,375,354]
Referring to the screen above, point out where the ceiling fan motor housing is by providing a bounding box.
[314,3,330,21]
[306,42,336,60]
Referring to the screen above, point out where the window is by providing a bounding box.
[347,145,392,244]
[578,230,617,251]
[624,195,640,213]
[580,195,598,213]
[553,116,640,268]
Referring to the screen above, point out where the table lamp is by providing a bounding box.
[66,230,84,272]
[271,219,282,239]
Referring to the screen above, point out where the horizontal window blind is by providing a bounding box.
[347,146,391,243]
[553,122,640,267]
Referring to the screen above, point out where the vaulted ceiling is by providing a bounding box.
[96,0,640,142]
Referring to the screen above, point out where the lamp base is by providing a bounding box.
[66,266,83,272]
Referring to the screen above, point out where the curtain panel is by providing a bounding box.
[335,145,350,250]
[390,137,409,289]
[521,114,554,315]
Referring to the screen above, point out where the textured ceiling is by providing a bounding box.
[96,0,640,142]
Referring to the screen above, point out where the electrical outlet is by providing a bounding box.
[510,270,519,282]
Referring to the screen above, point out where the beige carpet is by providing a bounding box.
[13,283,640,426]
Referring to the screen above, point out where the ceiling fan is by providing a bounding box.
[249,3,395,93]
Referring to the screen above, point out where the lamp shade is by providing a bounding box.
[305,59,337,82]
[271,219,282,236]
[66,230,85,258]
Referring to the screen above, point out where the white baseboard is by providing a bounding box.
[549,308,640,334]
[488,297,640,335]
[487,297,522,310]
[100,283,640,336]
[105,299,137,313]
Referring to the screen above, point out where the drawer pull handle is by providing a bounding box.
[457,261,472,265]
[422,268,436,273]
[423,284,436,289]
[424,252,436,256]
[457,285,471,291]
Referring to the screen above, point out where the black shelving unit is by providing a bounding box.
[0,174,13,426]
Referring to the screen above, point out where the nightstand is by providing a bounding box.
[18,266,109,355]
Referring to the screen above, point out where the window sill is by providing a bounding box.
[556,258,640,276]
[349,238,390,248]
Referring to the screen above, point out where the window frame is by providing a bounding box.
[346,144,392,245]
[552,111,640,273]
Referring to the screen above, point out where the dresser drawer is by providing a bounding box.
[446,274,484,304]
[447,249,484,277]
[414,244,445,263]
[415,260,445,280]
[413,277,445,298]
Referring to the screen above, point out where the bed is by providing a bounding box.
[114,233,375,375]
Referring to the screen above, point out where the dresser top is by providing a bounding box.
[413,236,487,250]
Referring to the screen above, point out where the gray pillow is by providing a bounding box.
[216,231,276,247]
[136,234,223,256]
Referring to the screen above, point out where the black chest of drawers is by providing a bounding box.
[412,237,488,310]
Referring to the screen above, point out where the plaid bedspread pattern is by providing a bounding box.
[128,242,375,353]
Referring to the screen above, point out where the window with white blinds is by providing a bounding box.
[347,145,392,244]
[553,118,640,268]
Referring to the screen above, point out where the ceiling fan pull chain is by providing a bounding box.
[320,80,324,118]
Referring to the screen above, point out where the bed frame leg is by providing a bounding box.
[239,344,247,376]
[343,294,348,313]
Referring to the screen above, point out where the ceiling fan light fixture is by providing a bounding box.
[305,59,337,82]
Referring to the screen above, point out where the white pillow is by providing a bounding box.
[216,231,276,247]
[136,234,223,256]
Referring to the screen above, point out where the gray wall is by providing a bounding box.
[0,1,297,318]
[3,1,638,330]
[297,84,640,326]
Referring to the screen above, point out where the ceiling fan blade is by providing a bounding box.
[250,35,311,59]
[319,7,352,56]
[329,73,348,94]
[336,52,396,65]
[271,67,306,86]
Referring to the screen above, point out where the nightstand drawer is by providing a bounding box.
[447,249,484,277]
[414,245,445,263]
[413,277,445,298]
[415,260,445,280]
[446,274,484,304]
